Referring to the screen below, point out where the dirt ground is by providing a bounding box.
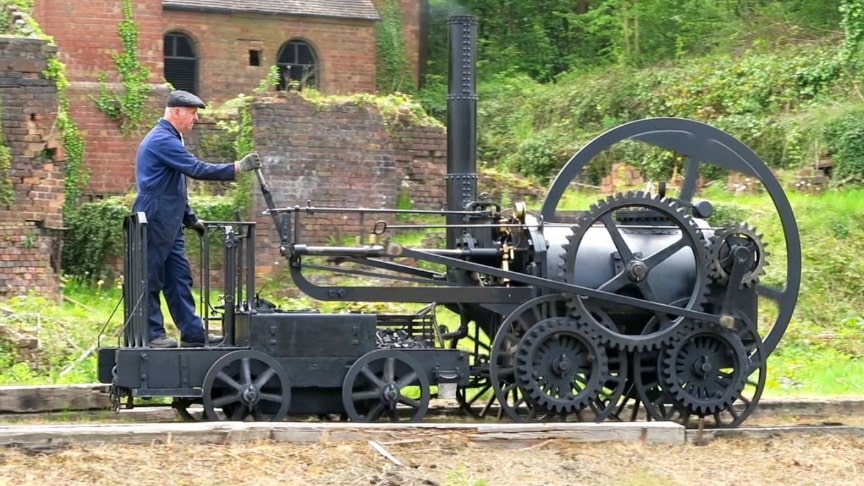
[0,432,863,486]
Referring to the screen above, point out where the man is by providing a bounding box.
[133,90,261,348]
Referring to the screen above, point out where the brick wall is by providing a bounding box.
[162,10,378,105]
[246,93,446,277]
[0,37,63,298]
[31,0,170,198]
[29,0,425,197]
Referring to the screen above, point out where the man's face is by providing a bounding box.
[172,106,199,132]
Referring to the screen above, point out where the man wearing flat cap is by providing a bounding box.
[133,90,261,348]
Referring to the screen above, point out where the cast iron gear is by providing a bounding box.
[514,317,608,415]
[661,321,749,417]
[707,223,768,287]
[561,190,710,352]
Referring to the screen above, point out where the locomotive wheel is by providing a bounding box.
[202,350,291,421]
[661,322,749,417]
[541,117,801,356]
[514,317,607,416]
[677,313,766,428]
[341,349,430,423]
[708,223,768,287]
[453,323,496,419]
[455,364,495,419]
[628,348,685,422]
[624,298,691,422]
[489,294,570,422]
[562,191,709,352]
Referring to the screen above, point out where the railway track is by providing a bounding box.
[0,385,863,449]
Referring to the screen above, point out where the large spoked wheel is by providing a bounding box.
[342,349,431,423]
[489,294,570,422]
[202,350,291,421]
[541,117,801,357]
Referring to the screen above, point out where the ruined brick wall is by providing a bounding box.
[31,0,167,198]
[0,37,63,298]
[247,94,446,277]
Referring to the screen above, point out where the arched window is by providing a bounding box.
[276,40,318,91]
[164,32,199,94]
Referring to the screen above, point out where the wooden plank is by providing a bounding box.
[0,384,111,413]
[0,421,686,448]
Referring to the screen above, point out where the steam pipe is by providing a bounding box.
[446,16,478,248]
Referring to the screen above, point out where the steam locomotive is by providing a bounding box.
[97,16,800,427]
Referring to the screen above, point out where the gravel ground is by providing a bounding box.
[0,431,863,485]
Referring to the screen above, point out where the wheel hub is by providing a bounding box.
[626,259,649,282]
[241,386,260,406]
[552,354,571,375]
[381,383,400,405]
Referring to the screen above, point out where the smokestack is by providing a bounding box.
[446,15,477,248]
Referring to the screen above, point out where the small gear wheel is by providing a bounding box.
[514,317,608,415]
[707,223,768,287]
[561,191,710,352]
[661,322,749,417]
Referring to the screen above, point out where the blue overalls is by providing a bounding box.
[132,118,236,341]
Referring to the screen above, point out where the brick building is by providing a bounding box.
[29,0,426,197]
[0,1,439,295]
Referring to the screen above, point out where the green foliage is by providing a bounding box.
[61,197,129,284]
[0,107,13,205]
[375,0,414,94]
[91,0,153,135]
[823,109,864,182]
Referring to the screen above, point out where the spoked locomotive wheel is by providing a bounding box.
[541,117,801,357]
[341,349,431,422]
[489,294,570,422]
[514,317,622,421]
[453,322,496,418]
[674,313,767,428]
[202,350,291,421]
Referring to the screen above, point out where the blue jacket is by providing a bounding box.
[132,118,236,281]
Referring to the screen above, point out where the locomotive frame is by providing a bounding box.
[97,16,801,427]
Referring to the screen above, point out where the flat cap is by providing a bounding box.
[166,90,206,108]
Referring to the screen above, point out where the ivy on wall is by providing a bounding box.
[92,0,153,135]
[375,0,414,94]
[0,110,12,206]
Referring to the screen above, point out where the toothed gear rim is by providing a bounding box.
[661,322,749,416]
[514,317,608,415]
[562,190,710,352]
[708,223,768,287]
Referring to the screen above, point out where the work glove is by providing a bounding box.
[188,219,206,237]
[236,152,261,172]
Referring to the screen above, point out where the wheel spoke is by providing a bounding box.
[212,392,241,408]
[215,371,244,392]
[600,213,634,261]
[254,367,276,389]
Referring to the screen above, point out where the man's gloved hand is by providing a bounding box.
[236,152,261,172]
[188,219,206,237]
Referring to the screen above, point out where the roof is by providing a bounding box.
[163,0,380,20]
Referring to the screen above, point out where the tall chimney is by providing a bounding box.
[445,16,478,248]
